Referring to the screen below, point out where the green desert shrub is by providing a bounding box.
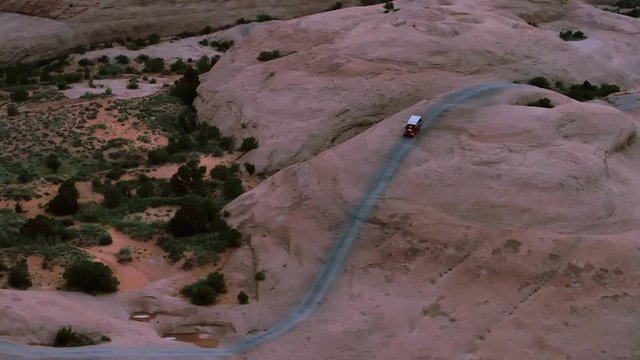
[244,163,256,174]
[53,326,106,347]
[210,164,232,181]
[239,137,259,152]
[10,89,29,102]
[526,97,553,108]
[255,270,266,281]
[169,203,209,238]
[45,153,61,173]
[8,259,32,289]
[527,76,551,89]
[7,103,18,116]
[116,247,132,263]
[223,177,244,200]
[210,39,234,52]
[46,179,80,216]
[169,160,206,196]
[63,259,119,294]
[19,215,61,239]
[180,271,227,305]
[170,67,200,105]
[559,30,587,41]
[76,224,112,246]
[237,291,249,304]
[257,50,283,62]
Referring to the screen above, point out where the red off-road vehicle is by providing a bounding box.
[403,115,422,138]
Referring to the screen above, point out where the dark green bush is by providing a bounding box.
[255,270,266,281]
[170,67,200,106]
[17,169,33,183]
[219,136,235,152]
[137,181,154,198]
[53,327,101,347]
[210,39,234,52]
[180,271,227,305]
[63,259,119,294]
[559,30,587,41]
[170,59,189,73]
[115,55,129,65]
[143,58,165,73]
[527,76,551,89]
[101,185,123,209]
[8,259,32,289]
[239,137,259,152]
[10,89,29,102]
[257,50,283,62]
[219,228,242,247]
[147,33,161,45]
[223,177,244,200]
[46,179,80,216]
[526,97,553,108]
[46,153,61,173]
[19,215,60,238]
[147,148,169,165]
[169,160,206,196]
[256,14,275,22]
[7,103,18,116]
[244,163,256,174]
[127,78,139,89]
[237,291,249,304]
[169,203,209,237]
[116,247,132,263]
[76,224,112,246]
[210,164,232,181]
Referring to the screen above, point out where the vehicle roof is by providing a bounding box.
[407,115,421,125]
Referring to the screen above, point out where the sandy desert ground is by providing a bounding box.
[2,0,640,359]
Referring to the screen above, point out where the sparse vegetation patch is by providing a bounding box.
[53,326,110,347]
[180,271,227,305]
[559,30,587,41]
[522,76,621,101]
[526,97,554,108]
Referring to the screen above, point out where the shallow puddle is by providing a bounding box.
[129,312,156,322]
[162,333,219,348]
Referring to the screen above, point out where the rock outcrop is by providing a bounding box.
[0,0,357,65]
[195,0,640,173]
[221,84,640,360]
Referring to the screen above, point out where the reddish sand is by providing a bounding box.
[146,154,237,179]
[90,104,167,147]
[25,255,65,289]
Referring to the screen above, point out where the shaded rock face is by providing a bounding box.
[0,0,358,65]
[195,0,640,174]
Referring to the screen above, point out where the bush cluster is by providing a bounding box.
[180,271,226,305]
[239,137,259,152]
[53,326,109,347]
[63,259,119,294]
[559,30,587,41]
[8,258,32,289]
[170,67,199,105]
[257,50,283,62]
[210,39,234,52]
[46,179,80,216]
[526,97,553,108]
[525,76,620,101]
